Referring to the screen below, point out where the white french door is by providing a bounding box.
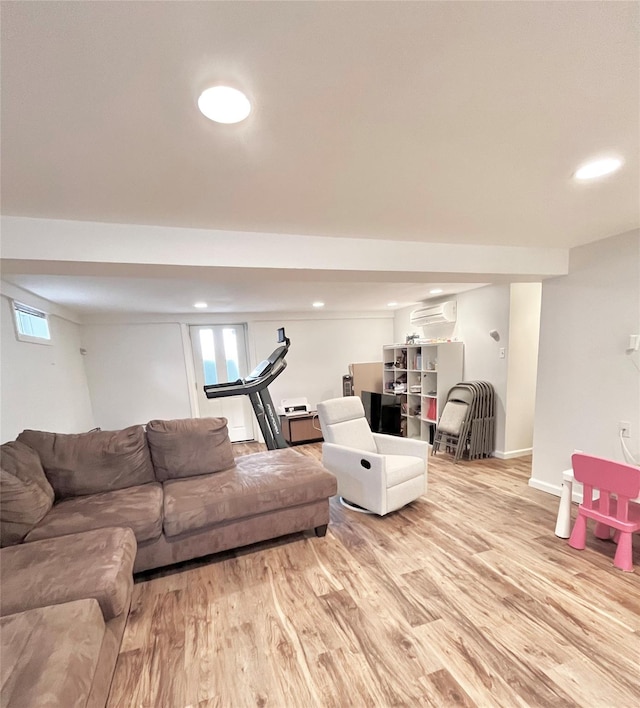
[190,324,255,442]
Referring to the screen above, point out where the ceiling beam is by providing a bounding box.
[1,217,568,281]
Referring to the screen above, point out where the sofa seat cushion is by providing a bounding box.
[163,448,337,538]
[385,455,426,487]
[17,425,155,499]
[0,527,136,622]
[147,417,235,481]
[1,599,105,708]
[25,483,163,545]
[1,440,55,547]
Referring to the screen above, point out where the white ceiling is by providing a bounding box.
[1,1,638,315]
[0,273,485,316]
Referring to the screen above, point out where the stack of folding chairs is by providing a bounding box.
[431,381,495,462]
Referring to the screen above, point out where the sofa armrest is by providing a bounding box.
[0,527,136,622]
[372,433,429,464]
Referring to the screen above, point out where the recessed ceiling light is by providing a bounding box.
[194,302,207,308]
[387,302,398,307]
[574,157,623,181]
[429,288,443,295]
[198,86,251,124]
[312,301,325,308]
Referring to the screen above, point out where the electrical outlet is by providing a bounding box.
[618,421,631,438]
[499,348,505,359]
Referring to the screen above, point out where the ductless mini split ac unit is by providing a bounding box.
[410,301,457,327]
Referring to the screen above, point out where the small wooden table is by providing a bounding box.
[279,412,323,445]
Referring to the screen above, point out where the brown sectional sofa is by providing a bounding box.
[1,527,137,708]
[0,417,337,708]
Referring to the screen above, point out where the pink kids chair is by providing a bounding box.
[568,453,640,571]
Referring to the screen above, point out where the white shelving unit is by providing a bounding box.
[382,342,464,442]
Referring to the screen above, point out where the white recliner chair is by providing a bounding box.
[316,396,428,515]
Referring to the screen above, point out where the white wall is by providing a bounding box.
[531,229,640,496]
[455,285,511,454]
[250,317,392,410]
[81,323,192,429]
[80,314,393,432]
[0,290,95,442]
[394,286,519,455]
[504,283,542,454]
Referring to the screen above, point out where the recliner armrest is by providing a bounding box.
[321,443,386,473]
[372,433,429,463]
[321,443,386,501]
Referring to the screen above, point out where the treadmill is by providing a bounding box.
[203,327,290,450]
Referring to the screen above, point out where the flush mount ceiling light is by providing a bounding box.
[198,86,251,124]
[574,157,623,181]
[387,302,398,307]
[312,301,325,308]
[429,288,443,295]
[193,302,207,308]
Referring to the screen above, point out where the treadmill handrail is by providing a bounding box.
[204,337,290,399]
[202,378,243,391]
[204,361,287,399]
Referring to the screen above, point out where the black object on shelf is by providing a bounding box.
[361,390,402,436]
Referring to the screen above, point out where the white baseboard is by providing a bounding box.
[528,477,562,498]
[530,475,588,503]
[493,447,532,460]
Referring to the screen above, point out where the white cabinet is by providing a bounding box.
[382,342,464,442]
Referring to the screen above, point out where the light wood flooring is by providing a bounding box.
[108,444,640,708]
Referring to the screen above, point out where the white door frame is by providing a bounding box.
[186,323,257,441]
[180,324,200,418]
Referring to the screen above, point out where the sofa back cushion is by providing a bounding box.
[16,426,155,499]
[0,441,55,546]
[146,417,235,482]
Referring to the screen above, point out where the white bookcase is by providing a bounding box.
[382,342,464,442]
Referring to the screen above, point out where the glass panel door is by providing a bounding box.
[190,324,254,442]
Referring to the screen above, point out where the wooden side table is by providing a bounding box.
[279,413,323,445]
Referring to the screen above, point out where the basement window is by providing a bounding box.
[12,301,52,344]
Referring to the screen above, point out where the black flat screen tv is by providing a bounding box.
[361,391,402,436]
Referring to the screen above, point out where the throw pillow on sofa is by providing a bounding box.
[146,417,235,481]
[0,440,54,546]
[17,425,155,499]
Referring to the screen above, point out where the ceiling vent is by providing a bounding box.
[410,301,457,327]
